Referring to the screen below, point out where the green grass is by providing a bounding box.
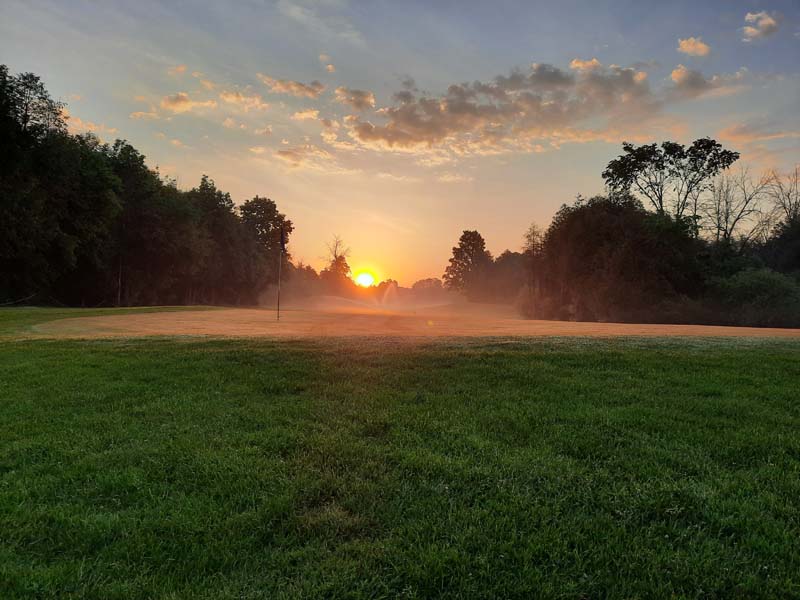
[1,309,800,598]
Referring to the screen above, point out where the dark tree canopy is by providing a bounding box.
[443,230,492,299]
[602,138,739,221]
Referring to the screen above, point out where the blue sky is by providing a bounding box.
[2,0,799,283]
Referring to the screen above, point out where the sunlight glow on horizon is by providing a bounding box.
[354,271,377,287]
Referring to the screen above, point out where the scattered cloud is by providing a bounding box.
[275,143,330,167]
[219,90,269,111]
[129,111,159,120]
[334,86,376,110]
[742,11,780,41]
[249,146,267,154]
[257,74,325,98]
[569,57,602,72]
[222,117,247,129]
[167,64,187,76]
[670,64,750,99]
[718,119,800,144]
[160,92,217,113]
[276,0,364,46]
[437,172,474,183]
[319,53,336,72]
[677,37,710,56]
[344,60,660,155]
[63,108,118,138]
[292,108,320,120]
[68,93,82,101]
[376,172,421,183]
[254,125,273,135]
[170,138,186,148]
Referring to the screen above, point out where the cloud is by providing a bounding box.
[63,108,118,138]
[319,53,336,72]
[254,125,273,135]
[222,117,246,129]
[249,146,267,154]
[219,90,269,111]
[670,64,750,99]
[275,143,330,167]
[168,64,187,76]
[718,119,800,144]
[129,111,159,120]
[437,172,474,183]
[170,138,186,148]
[257,74,325,98]
[291,108,320,120]
[277,0,364,46]
[319,118,359,150]
[160,92,217,113]
[742,11,780,41]
[569,58,602,72]
[677,37,710,56]
[344,59,659,155]
[334,86,376,110]
[376,172,421,183]
[68,93,82,101]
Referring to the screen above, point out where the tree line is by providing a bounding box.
[443,140,800,327]
[2,64,798,327]
[1,65,295,307]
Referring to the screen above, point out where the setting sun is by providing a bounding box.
[354,271,376,287]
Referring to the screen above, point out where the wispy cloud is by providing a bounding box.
[291,108,320,120]
[257,74,325,98]
[160,92,217,113]
[219,90,269,111]
[167,64,187,76]
[276,0,365,46]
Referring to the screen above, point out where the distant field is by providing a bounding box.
[2,307,800,598]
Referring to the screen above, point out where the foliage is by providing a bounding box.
[602,138,739,221]
[0,65,292,306]
[443,230,493,300]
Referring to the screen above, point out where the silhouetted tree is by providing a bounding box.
[443,230,492,300]
[602,138,739,223]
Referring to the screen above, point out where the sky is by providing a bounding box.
[2,0,799,285]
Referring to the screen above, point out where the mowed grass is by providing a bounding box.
[1,310,800,598]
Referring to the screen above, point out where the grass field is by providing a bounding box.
[2,308,800,598]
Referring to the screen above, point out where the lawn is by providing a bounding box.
[1,309,800,598]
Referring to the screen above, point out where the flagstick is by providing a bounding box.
[276,247,282,321]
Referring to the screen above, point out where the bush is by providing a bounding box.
[710,268,800,327]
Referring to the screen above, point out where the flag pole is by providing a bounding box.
[277,224,285,321]
[276,246,282,321]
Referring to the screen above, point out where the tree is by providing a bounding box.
[319,235,354,295]
[443,230,492,300]
[602,138,739,222]
[240,196,293,288]
[767,166,800,225]
[535,194,703,321]
[703,168,770,245]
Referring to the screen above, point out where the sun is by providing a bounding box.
[354,271,376,287]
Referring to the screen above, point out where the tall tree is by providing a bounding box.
[443,230,492,299]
